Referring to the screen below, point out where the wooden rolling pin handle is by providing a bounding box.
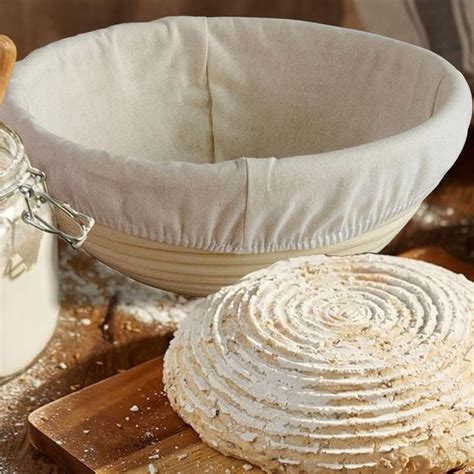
[0,35,17,105]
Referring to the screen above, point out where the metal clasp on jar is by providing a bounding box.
[19,168,94,249]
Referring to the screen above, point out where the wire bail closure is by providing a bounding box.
[19,167,94,249]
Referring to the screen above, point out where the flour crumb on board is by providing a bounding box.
[177,453,188,460]
[130,404,139,412]
[243,464,254,471]
[148,463,158,474]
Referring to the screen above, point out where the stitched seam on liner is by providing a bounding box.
[83,192,426,251]
[242,158,249,248]
[204,17,216,164]
[20,85,32,115]
[430,73,449,117]
[83,196,424,254]
[88,205,416,255]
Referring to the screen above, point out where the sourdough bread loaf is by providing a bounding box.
[164,254,474,473]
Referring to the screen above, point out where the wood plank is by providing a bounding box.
[28,357,259,473]
[400,246,474,279]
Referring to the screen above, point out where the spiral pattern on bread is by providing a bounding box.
[164,254,474,473]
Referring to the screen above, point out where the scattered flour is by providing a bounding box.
[148,463,158,473]
[0,245,203,472]
[60,246,204,328]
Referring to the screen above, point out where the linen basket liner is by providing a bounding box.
[1,16,471,255]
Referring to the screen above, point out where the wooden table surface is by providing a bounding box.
[0,131,473,474]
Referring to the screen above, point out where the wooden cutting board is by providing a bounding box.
[28,248,474,474]
[28,357,258,473]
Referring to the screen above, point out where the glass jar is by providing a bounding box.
[0,122,93,379]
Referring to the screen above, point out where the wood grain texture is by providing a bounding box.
[0,34,16,105]
[28,357,259,473]
[400,246,474,280]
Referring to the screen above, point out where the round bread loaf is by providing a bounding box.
[163,254,474,473]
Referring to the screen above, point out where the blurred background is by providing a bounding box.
[0,0,351,58]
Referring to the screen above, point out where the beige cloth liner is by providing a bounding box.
[1,17,471,294]
[60,206,417,295]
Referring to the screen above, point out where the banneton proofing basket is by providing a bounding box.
[1,17,471,296]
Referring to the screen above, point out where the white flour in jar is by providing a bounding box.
[0,141,60,379]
